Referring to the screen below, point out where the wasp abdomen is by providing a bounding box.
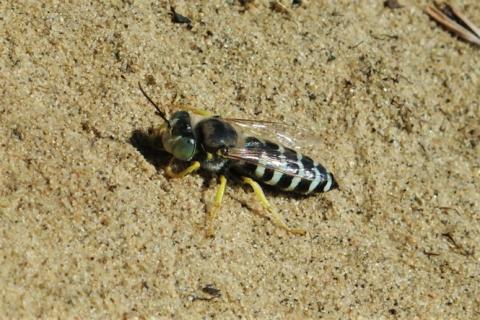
[234,137,337,195]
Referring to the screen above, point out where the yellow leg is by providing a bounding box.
[165,160,200,179]
[242,177,306,235]
[206,175,227,237]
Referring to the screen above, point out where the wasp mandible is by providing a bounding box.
[138,83,338,237]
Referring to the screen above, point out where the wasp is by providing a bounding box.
[138,83,338,236]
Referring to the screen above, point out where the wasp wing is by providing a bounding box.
[223,146,316,181]
[224,118,319,151]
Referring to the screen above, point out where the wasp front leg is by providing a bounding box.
[242,177,306,236]
[184,106,212,117]
[206,175,227,237]
[172,101,213,117]
[165,159,201,179]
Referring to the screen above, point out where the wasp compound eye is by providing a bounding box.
[172,137,196,161]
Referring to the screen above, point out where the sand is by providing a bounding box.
[0,0,479,318]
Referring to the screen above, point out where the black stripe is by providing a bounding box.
[328,174,339,191]
[284,151,315,194]
[264,140,280,151]
[263,167,274,181]
[313,166,329,193]
[277,173,293,189]
[300,156,315,181]
[295,178,312,194]
[301,155,315,172]
[314,179,328,193]
[283,147,297,161]
[315,173,338,192]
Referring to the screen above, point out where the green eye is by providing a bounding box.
[172,138,196,161]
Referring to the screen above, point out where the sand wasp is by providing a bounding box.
[138,83,338,236]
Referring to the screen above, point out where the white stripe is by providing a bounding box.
[266,170,283,185]
[285,176,301,191]
[296,152,304,176]
[297,156,304,177]
[284,153,303,191]
[264,147,287,186]
[256,154,270,179]
[255,165,265,178]
[307,167,321,194]
[323,173,333,192]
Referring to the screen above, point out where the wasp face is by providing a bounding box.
[162,111,197,161]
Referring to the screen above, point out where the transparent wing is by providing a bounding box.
[223,146,316,181]
[224,118,319,151]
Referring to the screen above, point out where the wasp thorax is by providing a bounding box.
[195,118,238,153]
[162,111,197,161]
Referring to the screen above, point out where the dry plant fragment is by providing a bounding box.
[170,7,192,27]
[270,0,293,17]
[425,2,480,46]
[384,0,403,9]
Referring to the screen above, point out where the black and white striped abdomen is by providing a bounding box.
[232,137,338,195]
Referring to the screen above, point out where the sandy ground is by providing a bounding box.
[1,0,479,318]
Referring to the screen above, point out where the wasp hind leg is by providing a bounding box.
[206,175,227,237]
[165,160,201,179]
[242,177,306,236]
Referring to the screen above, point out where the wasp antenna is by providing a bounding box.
[138,82,171,128]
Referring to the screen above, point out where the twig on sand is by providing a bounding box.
[425,2,480,46]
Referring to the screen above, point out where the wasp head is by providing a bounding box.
[162,111,197,161]
[139,83,197,161]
